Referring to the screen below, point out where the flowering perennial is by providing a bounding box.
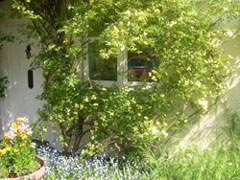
[0,116,38,178]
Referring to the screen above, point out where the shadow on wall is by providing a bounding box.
[163,30,240,152]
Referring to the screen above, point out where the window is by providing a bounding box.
[88,39,117,81]
[128,53,158,81]
[84,38,157,87]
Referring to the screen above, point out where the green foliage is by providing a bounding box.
[0,7,14,49]
[146,143,240,180]
[0,76,8,98]
[0,6,14,98]
[11,0,237,156]
[145,113,240,180]
[83,86,169,156]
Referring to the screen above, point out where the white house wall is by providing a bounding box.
[0,26,44,134]
[0,1,45,138]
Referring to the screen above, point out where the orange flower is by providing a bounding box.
[3,139,9,146]
[21,133,27,140]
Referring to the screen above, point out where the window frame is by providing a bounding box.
[83,37,155,88]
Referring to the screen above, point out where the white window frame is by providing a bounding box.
[82,37,154,88]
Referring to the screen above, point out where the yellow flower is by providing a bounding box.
[4,132,8,139]
[42,127,47,132]
[63,38,69,44]
[72,22,77,27]
[84,97,89,102]
[11,122,18,129]
[20,142,25,147]
[0,149,6,155]
[144,116,149,120]
[16,117,23,122]
[152,70,157,74]
[163,122,168,127]
[91,95,97,100]
[151,76,157,81]
[93,103,98,107]
[80,104,84,110]
[4,147,11,152]
[74,103,79,109]
[3,139,8,146]
[21,133,27,140]
[13,148,19,153]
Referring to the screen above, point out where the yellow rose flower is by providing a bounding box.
[91,95,97,100]
[80,104,84,110]
[74,111,78,115]
[63,38,69,44]
[74,103,79,109]
[84,97,89,102]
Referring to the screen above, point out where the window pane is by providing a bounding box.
[89,40,117,81]
[128,52,158,81]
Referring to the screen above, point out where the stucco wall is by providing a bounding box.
[0,0,46,138]
[165,22,240,151]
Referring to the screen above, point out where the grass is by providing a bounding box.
[147,143,240,179]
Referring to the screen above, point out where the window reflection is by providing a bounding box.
[89,40,117,81]
[128,53,158,81]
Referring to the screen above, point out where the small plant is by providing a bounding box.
[0,117,39,178]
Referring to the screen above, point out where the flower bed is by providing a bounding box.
[0,117,43,178]
[36,145,150,180]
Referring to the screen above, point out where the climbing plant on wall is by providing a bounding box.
[11,0,238,157]
[0,7,13,98]
[0,76,8,98]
